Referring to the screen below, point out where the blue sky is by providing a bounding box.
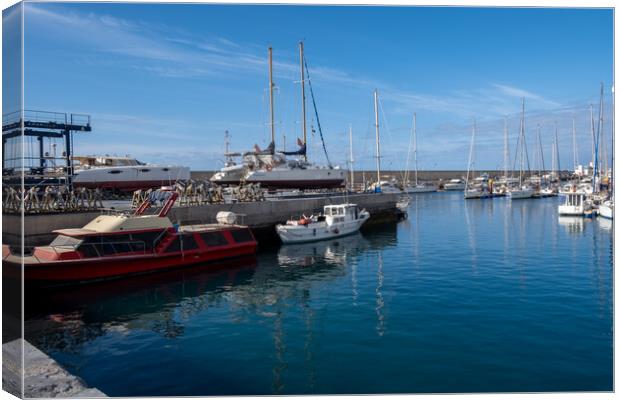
[11,3,614,170]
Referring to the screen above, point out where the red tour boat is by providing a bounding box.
[2,187,257,284]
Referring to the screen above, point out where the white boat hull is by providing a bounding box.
[73,165,190,191]
[444,183,466,191]
[405,184,437,193]
[244,167,346,189]
[599,203,613,219]
[276,213,369,244]
[558,205,585,216]
[508,188,535,199]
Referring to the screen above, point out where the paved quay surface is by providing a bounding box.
[2,339,106,398]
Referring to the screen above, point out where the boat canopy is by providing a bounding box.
[74,214,173,234]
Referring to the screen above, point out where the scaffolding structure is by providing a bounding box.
[2,110,91,187]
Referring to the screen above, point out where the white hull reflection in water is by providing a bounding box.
[277,233,369,268]
[558,216,586,234]
[23,192,612,396]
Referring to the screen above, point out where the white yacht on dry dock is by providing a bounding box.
[211,43,346,189]
[72,155,190,191]
[276,203,370,244]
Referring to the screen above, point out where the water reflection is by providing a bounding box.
[277,233,369,268]
[597,217,612,231]
[558,216,586,235]
[25,228,398,357]
[22,193,612,395]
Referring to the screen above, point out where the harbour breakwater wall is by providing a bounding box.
[3,193,400,247]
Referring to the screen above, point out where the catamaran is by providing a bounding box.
[211,44,346,189]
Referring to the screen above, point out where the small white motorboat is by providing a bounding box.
[538,186,558,197]
[444,178,466,191]
[559,192,590,216]
[276,203,370,244]
[396,196,411,212]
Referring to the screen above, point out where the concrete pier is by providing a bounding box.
[2,339,106,398]
[3,192,400,247]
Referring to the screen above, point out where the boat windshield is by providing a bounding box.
[49,235,83,249]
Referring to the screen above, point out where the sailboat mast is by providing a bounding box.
[519,99,525,186]
[299,41,307,162]
[554,123,561,177]
[465,119,476,191]
[590,104,595,173]
[268,47,275,145]
[413,113,418,186]
[551,132,556,179]
[349,124,354,190]
[600,84,607,177]
[374,89,381,184]
[503,117,508,178]
[537,125,545,176]
[224,130,230,154]
[572,117,577,171]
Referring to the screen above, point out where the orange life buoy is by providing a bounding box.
[266,164,273,171]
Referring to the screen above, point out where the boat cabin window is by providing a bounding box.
[231,229,253,243]
[108,170,123,174]
[50,235,82,248]
[79,234,137,257]
[200,232,229,247]
[129,230,166,251]
[164,237,181,253]
[180,234,199,251]
[568,195,583,206]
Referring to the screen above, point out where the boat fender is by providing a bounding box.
[333,228,339,234]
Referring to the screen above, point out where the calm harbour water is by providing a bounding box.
[25,192,613,395]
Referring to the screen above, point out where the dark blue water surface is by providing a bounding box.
[25,192,613,395]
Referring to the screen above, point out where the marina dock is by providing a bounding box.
[3,192,401,247]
